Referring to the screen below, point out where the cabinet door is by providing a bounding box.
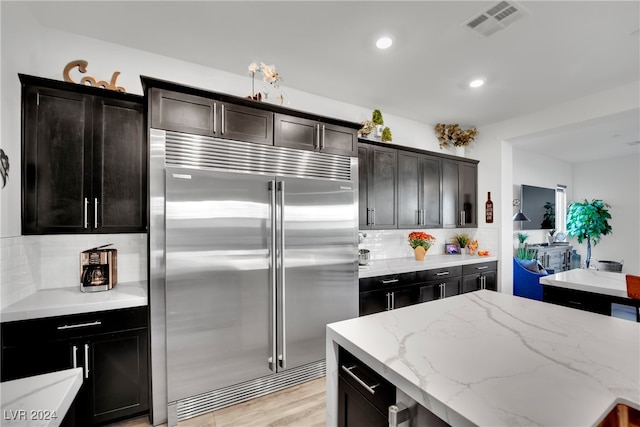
[369,145,397,229]
[397,151,421,228]
[321,123,357,156]
[461,274,482,294]
[419,278,460,302]
[93,98,146,232]
[86,329,149,425]
[391,286,420,309]
[219,102,273,145]
[22,86,93,234]
[358,146,371,229]
[1,340,75,382]
[338,377,388,427]
[421,155,442,228]
[459,162,477,227]
[483,271,497,291]
[150,89,216,136]
[442,160,459,228]
[359,289,389,316]
[419,283,439,303]
[274,113,318,151]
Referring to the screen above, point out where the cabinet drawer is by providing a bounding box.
[359,272,416,292]
[2,306,148,347]
[542,286,610,316]
[416,266,462,282]
[462,261,497,275]
[339,348,395,415]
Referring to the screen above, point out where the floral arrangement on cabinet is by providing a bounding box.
[247,62,284,104]
[434,123,478,149]
[408,231,436,261]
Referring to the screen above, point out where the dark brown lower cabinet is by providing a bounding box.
[419,278,460,302]
[1,307,149,426]
[542,285,611,316]
[338,348,395,427]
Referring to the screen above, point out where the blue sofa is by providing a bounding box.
[513,257,549,301]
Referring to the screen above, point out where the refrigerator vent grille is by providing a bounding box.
[175,360,326,421]
[165,131,352,181]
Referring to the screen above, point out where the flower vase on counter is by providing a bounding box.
[408,231,436,262]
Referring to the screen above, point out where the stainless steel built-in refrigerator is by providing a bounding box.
[150,130,358,425]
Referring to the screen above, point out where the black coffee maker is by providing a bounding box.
[80,244,117,292]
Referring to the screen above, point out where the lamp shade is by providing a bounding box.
[512,211,531,222]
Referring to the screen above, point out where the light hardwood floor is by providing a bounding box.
[108,377,326,427]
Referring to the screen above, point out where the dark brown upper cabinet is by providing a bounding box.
[443,159,477,228]
[150,88,273,145]
[21,74,147,234]
[358,143,397,229]
[274,113,357,156]
[397,151,442,229]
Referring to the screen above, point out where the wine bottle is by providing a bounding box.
[485,192,493,223]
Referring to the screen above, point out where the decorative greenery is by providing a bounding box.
[358,120,375,138]
[516,243,538,260]
[408,231,436,250]
[371,109,384,126]
[381,127,392,142]
[434,123,478,149]
[566,199,612,268]
[540,201,555,229]
[0,148,9,189]
[247,61,282,102]
[517,232,529,244]
[452,233,470,248]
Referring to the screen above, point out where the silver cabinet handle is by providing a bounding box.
[213,102,217,134]
[72,345,78,368]
[84,198,89,229]
[315,124,320,149]
[386,292,391,310]
[391,291,395,310]
[84,343,90,379]
[321,124,326,150]
[57,320,102,330]
[439,283,445,299]
[389,403,410,427]
[435,272,450,276]
[221,104,225,134]
[341,365,379,395]
[268,180,277,372]
[481,276,486,290]
[94,198,98,228]
[381,279,399,284]
[476,266,488,270]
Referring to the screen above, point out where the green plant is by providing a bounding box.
[516,243,538,260]
[566,199,612,268]
[381,127,392,142]
[452,233,470,248]
[516,232,529,244]
[540,201,555,229]
[371,109,384,126]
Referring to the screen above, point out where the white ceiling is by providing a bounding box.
[24,1,640,162]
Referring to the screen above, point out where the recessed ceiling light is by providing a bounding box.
[469,79,485,88]
[376,36,393,49]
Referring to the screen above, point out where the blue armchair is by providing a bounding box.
[513,257,549,301]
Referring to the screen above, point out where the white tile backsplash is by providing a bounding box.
[1,234,147,309]
[359,227,499,261]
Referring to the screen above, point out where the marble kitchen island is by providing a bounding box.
[326,290,640,426]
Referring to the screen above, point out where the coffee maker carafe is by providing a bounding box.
[80,244,117,292]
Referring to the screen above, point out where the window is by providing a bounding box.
[555,185,567,232]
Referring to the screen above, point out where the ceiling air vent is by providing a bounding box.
[465,1,529,37]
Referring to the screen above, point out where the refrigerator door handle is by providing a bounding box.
[277,180,286,369]
[268,180,277,372]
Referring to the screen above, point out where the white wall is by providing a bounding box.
[572,155,640,275]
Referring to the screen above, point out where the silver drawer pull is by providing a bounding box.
[435,272,450,276]
[381,279,399,284]
[476,266,489,270]
[57,320,102,330]
[341,365,379,395]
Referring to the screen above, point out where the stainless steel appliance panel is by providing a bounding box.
[277,177,357,370]
[165,167,274,402]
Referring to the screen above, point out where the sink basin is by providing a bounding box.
[598,403,640,427]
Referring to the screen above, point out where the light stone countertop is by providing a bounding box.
[358,254,498,278]
[326,290,640,427]
[1,368,83,427]
[540,268,630,298]
[0,281,147,323]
